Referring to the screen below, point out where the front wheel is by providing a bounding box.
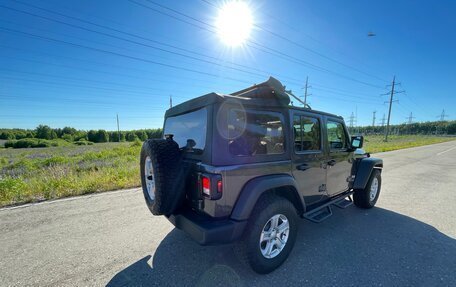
[236,195,298,274]
[353,169,381,209]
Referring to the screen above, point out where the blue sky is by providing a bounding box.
[1,0,455,130]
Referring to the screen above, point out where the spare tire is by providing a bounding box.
[140,138,185,216]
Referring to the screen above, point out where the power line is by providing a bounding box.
[0,4,274,81]
[5,2,374,89]
[0,93,171,109]
[126,0,385,89]
[0,68,228,96]
[311,83,378,98]
[0,65,383,108]
[4,50,385,107]
[252,25,388,83]
[311,87,381,102]
[0,75,189,99]
[0,26,254,84]
[198,0,389,83]
[7,0,308,85]
[0,46,243,90]
[0,3,391,112]
[304,94,381,105]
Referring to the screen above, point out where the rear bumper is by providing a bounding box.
[167,210,247,245]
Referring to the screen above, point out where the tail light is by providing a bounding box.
[202,176,211,196]
[200,174,222,200]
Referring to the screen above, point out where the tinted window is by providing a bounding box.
[326,121,347,150]
[294,115,321,152]
[228,110,284,156]
[164,108,207,152]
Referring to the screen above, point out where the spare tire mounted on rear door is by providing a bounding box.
[140,137,185,216]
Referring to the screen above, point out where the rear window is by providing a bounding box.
[228,109,284,156]
[164,108,207,152]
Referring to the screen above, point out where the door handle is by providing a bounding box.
[297,163,310,171]
[327,159,337,166]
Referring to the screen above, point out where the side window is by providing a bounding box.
[228,110,285,156]
[326,121,348,150]
[294,115,321,152]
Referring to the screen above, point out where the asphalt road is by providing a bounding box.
[1,141,456,286]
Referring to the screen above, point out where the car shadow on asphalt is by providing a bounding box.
[107,207,456,287]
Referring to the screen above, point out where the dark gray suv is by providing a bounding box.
[140,77,383,274]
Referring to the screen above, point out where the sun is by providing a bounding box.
[215,1,253,47]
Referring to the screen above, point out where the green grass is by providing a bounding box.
[0,135,455,207]
[0,142,142,207]
[363,135,455,154]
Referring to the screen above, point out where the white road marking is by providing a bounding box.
[437,146,456,156]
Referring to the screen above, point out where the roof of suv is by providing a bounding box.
[165,77,343,120]
[165,92,343,120]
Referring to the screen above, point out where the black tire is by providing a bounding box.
[236,194,298,274]
[353,169,381,209]
[140,138,185,216]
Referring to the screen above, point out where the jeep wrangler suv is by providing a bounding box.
[140,77,383,274]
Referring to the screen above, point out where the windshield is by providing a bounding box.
[164,108,207,152]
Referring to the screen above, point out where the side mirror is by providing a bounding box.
[350,135,364,149]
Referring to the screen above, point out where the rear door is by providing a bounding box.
[324,118,352,196]
[291,112,327,205]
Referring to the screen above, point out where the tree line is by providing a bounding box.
[349,120,456,135]
[0,125,163,143]
[1,120,455,144]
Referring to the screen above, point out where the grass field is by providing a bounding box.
[0,142,142,207]
[0,135,454,207]
[362,135,455,153]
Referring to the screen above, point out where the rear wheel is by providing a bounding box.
[353,169,381,209]
[236,195,298,274]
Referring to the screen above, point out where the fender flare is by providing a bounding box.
[230,174,305,221]
[353,157,383,190]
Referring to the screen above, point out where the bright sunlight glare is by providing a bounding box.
[215,1,253,47]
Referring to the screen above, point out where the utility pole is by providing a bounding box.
[405,112,415,135]
[379,114,386,127]
[437,109,448,121]
[355,106,359,134]
[372,111,376,127]
[303,76,311,107]
[169,95,173,108]
[406,112,415,125]
[116,113,121,142]
[383,76,404,142]
[384,76,396,142]
[436,109,449,135]
[348,112,356,133]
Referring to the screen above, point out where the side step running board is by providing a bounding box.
[333,196,353,209]
[303,192,353,223]
[303,206,332,223]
